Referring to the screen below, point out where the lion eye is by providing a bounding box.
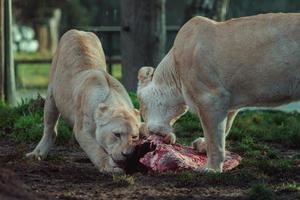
[113,132,121,138]
[132,135,138,140]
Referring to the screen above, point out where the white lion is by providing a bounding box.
[27,30,141,173]
[137,13,300,172]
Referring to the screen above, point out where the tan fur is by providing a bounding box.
[27,30,141,173]
[137,13,300,172]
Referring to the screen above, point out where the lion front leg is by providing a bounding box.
[74,123,124,174]
[197,102,228,172]
[26,86,59,160]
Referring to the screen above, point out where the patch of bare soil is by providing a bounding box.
[0,138,298,200]
[0,168,48,200]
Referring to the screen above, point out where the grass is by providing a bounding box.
[17,63,51,88]
[1,95,300,150]
[15,62,122,88]
[129,92,139,108]
[0,95,299,199]
[173,112,201,145]
[174,110,300,148]
[112,64,122,80]
[15,52,52,60]
[0,96,72,143]
[277,182,300,193]
[0,92,136,144]
[230,111,300,148]
[112,175,135,186]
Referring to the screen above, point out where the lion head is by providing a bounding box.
[137,66,188,142]
[94,104,141,164]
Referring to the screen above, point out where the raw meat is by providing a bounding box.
[122,135,241,174]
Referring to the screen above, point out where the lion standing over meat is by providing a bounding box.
[27,30,141,173]
[137,13,300,172]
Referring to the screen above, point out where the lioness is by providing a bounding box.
[27,30,141,173]
[137,13,300,172]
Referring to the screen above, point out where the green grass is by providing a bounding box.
[174,112,201,145]
[0,96,72,143]
[173,110,300,148]
[18,63,51,88]
[16,63,122,88]
[129,92,139,108]
[230,111,300,148]
[112,175,135,186]
[277,182,300,193]
[14,52,122,88]
[1,95,300,149]
[0,93,136,144]
[0,96,300,196]
[15,52,52,60]
[112,64,122,80]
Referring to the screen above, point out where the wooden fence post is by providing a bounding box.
[4,0,16,105]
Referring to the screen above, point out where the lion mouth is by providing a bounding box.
[98,145,124,166]
[109,153,129,166]
[115,141,156,174]
[113,159,126,167]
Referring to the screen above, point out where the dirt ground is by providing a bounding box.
[0,138,299,200]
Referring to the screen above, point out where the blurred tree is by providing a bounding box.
[48,9,61,53]
[60,0,91,31]
[210,0,230,21]
[0,0,4,101]
[184,0,230,22]
[121,0,166,91]
[82,0,120,26]
[13,0,66,53]
[227,0,300,19]
[13,0,92,52]
[4,0,16,105]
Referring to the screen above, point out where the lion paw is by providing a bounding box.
[100,166,124,174]
[163,132,176,144]
[192,137,207,153]
[26,149,48,160]
[99,158,125,174]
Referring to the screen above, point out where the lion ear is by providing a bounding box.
[138,66,154,86]
[94,103,112,125]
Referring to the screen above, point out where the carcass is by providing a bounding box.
[122,135,241,174]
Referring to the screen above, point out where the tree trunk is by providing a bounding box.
[4,0,16,105]
[0,0,4,101]
[36,23,49,53]
[121,0,166,92]
[48,8,61,54]
[210,0,230,21]
[184,0,203,22]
